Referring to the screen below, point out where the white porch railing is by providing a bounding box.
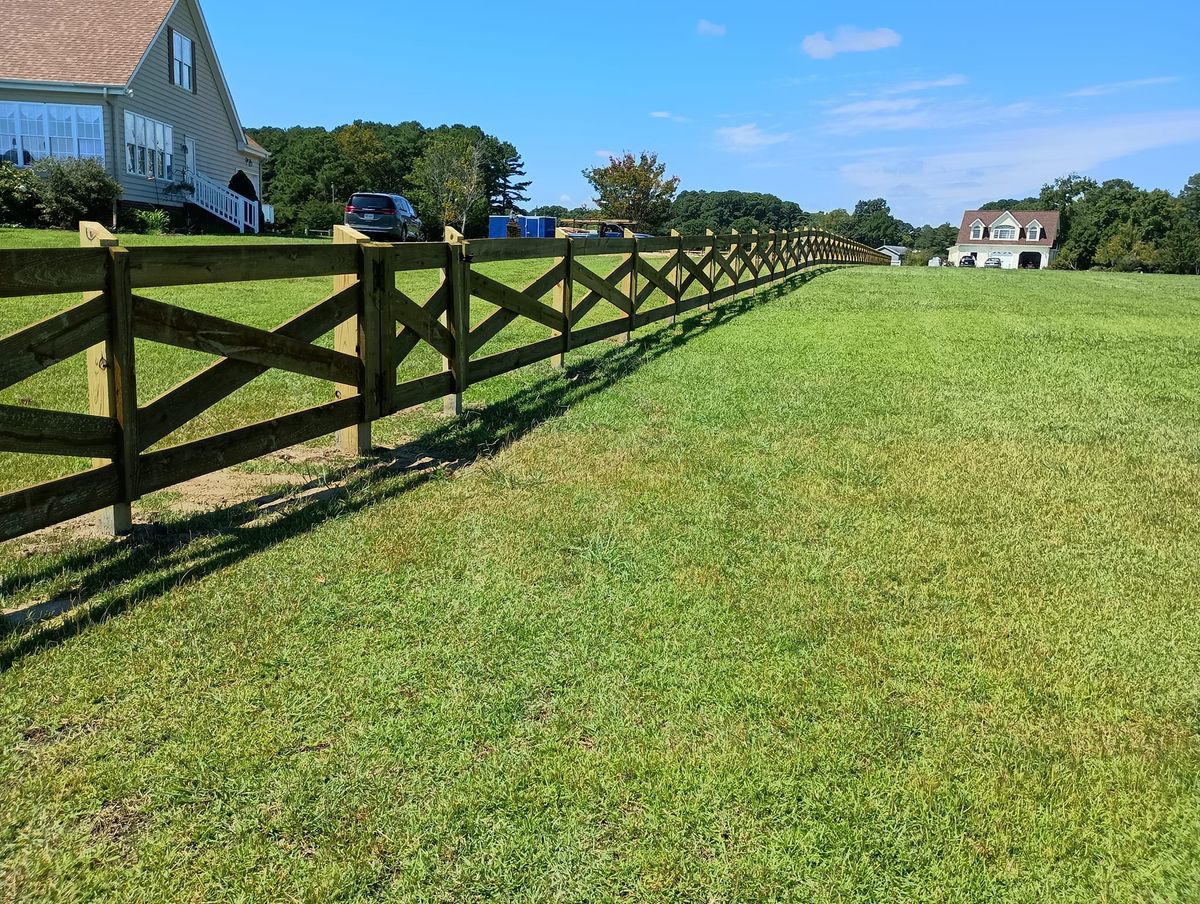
[187,170,260,234]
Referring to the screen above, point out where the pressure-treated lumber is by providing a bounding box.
[0,247,108,297]
[332,226,373,454]
[0,404,117,458]
[140,398,362,495]
[469,270,567,332]
[133,296,361,385]
[553,228,573,367]
[0,464,122,543]
[0,295,109,391]
[129,244,358,287]
[443,228,471,415]
[1,228,886,544]
[140,283,358,450]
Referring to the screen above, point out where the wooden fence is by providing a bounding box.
[0,224,887,543]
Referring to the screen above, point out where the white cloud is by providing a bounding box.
[1067,76,1180,97]
[882,74,968,95]
[715,123,791,152]
[825,98,1038,135]
[801,26,900,60]
[830,98,922,116]
[839,110,1200,222]
[594,149,615,159]
[559,194,571,203]
[697,19,726,37]
[650,111,689,122]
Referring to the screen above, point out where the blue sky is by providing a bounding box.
[206,1,1200,225]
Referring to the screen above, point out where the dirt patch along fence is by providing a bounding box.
[0,224,888,542]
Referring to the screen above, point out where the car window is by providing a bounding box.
[396,196,413,215]
[350,194,393,210]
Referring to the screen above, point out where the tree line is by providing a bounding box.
[978,172,1200,274]
[247,130,1199,273]
[247,120,529,236]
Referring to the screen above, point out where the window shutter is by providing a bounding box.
[167,27,175,84]
[192,48,198,95]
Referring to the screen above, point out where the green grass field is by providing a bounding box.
[3,231,1200,900]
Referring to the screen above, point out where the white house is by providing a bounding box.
[0,0,269,232]
[876,245,908,266]
[950,210,1060,269]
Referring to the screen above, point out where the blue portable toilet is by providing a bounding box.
[522,216,556,238]
[489,215,557,238]
[488,216,510,239]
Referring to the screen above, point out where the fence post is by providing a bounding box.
[669,229,683,325]
[80,224,135,535]
[730,228,743,302]
[704,229,717,310]
[333,226,376,454]
[80,223,137,535]
[751,229,762,294]
[553,228,573,368]
[621,227,638,343]
[444,227,470,415]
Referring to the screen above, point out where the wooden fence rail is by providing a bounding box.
[0,224,888,543]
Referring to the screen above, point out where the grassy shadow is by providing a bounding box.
[0,269,835,667]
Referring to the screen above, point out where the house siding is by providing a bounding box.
[117,0,258,207]
[1,0,260,214]
[950,244,1056,269]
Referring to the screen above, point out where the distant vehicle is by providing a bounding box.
[563,221,652,239]
[344,193,422,241]
[984,256,1003,268]
[959,256,976,267]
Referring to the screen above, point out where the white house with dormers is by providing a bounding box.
[0,0,269,232]
[950,209,1060,269]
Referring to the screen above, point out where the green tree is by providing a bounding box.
[488,142,531,214]
[811,208,852,235]
[1160,218,1200,274]
[665,190,809,234]
[582,152,679,229]
[848,198,908,248]
[1178,172,1200,226]
[980,197,1041,211]
[411,131,487,234]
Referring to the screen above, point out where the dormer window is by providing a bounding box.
[1027,223,1041,241]
[970,221,983,240]
[993,225,1016,240]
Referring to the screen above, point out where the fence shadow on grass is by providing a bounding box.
[0,268,836,667]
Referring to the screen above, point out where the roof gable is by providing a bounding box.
[957,209,1060,247]
[0,0,175,86]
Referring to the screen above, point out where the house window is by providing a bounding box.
[124,112,173,180]
[0,101,106,167]
[993,225,1016,240]
[1027,224,1041,241]
[19,105,46,163]
[172,32,193,90]
[173,32,194,91]
[970,223,983,240]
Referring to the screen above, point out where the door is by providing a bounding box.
[183,137,197,178]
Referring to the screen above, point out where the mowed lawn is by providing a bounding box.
[3,249,1200,900]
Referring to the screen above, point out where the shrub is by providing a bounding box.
[132,208,171,235]
[0,161,40,225]
[32,157,122,228]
